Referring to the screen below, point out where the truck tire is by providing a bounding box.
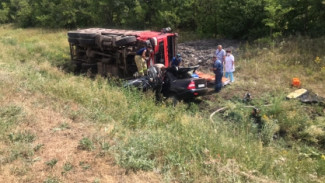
[81,63,98,73]
[95,35,113,48]
[78,33,98,39]
[115,36,137,46]
[68,37,79,44]
[79,38,96,46]
[67,31,80,38]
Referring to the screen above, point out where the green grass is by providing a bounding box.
[46,159,58,169]
[78,137,94,151]
[0,24,324,182]
[43,176,60,183]
[0,105,24,140]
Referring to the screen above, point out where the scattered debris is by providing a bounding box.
[287,89,308,99]
[251,107,263,129]
[243,92,252,103]
[287,89,325,105]
[299,91,325,104]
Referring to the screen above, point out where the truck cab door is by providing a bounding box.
[167,36,176,67]
[154,40,165,65]
[154,36,175,67]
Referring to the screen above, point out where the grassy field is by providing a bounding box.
[0,24,324,182]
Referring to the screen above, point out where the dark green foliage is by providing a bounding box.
[0,0,324,39]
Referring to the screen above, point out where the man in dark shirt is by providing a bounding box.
[212,55,223,92]
[171,54,182,67]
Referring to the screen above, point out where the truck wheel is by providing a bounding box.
[79,38,96,46]
[115,36,137,46]
[68,37,79,44]
[78,33,99,39]
[67,31,80,38]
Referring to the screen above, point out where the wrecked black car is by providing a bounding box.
[125,65,208,102]
[162,65,208,100]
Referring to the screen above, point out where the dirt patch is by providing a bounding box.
[178,39,241,72]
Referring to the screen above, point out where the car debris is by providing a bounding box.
[286,89,308,99]
[287,89,324,105]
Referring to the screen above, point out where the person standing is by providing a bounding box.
[212,55,223,92]
[215,45,226,65]
[135,46,151,76]
[224,50,235,82]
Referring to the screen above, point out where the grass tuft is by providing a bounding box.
[46,159,58,169]
[78,137,94,151]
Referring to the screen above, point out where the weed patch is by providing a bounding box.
[8,131,35,143]
[79,161,91,170]
[43,176,60,183]
[78,137,94,151]
[46,159,58,169]
[0,105,24,140]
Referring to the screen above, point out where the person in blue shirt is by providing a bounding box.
[171,53,182,67]
[212,55,223,92]
[215,45,226,64]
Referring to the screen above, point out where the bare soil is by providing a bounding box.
[178,39,241,72]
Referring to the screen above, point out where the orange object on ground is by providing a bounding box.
[292,78,301,87]
[196,71,215,81]
[196,71,230,85]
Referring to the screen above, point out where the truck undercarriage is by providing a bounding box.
[68,28,177,78]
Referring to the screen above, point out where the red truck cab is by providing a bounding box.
[135,30,176,68]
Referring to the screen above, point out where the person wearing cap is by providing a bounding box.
[135,46,151,76]
[212,55,223,92]
[171,53,182,67]
[224,49,235,82]
[215,45,226,65]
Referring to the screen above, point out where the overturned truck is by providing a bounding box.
[67,27,177,77]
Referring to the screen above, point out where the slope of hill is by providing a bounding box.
[0,25,324,182]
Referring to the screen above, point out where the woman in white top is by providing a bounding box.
[224,50,235,82]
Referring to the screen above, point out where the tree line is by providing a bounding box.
[0,0,324,39]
